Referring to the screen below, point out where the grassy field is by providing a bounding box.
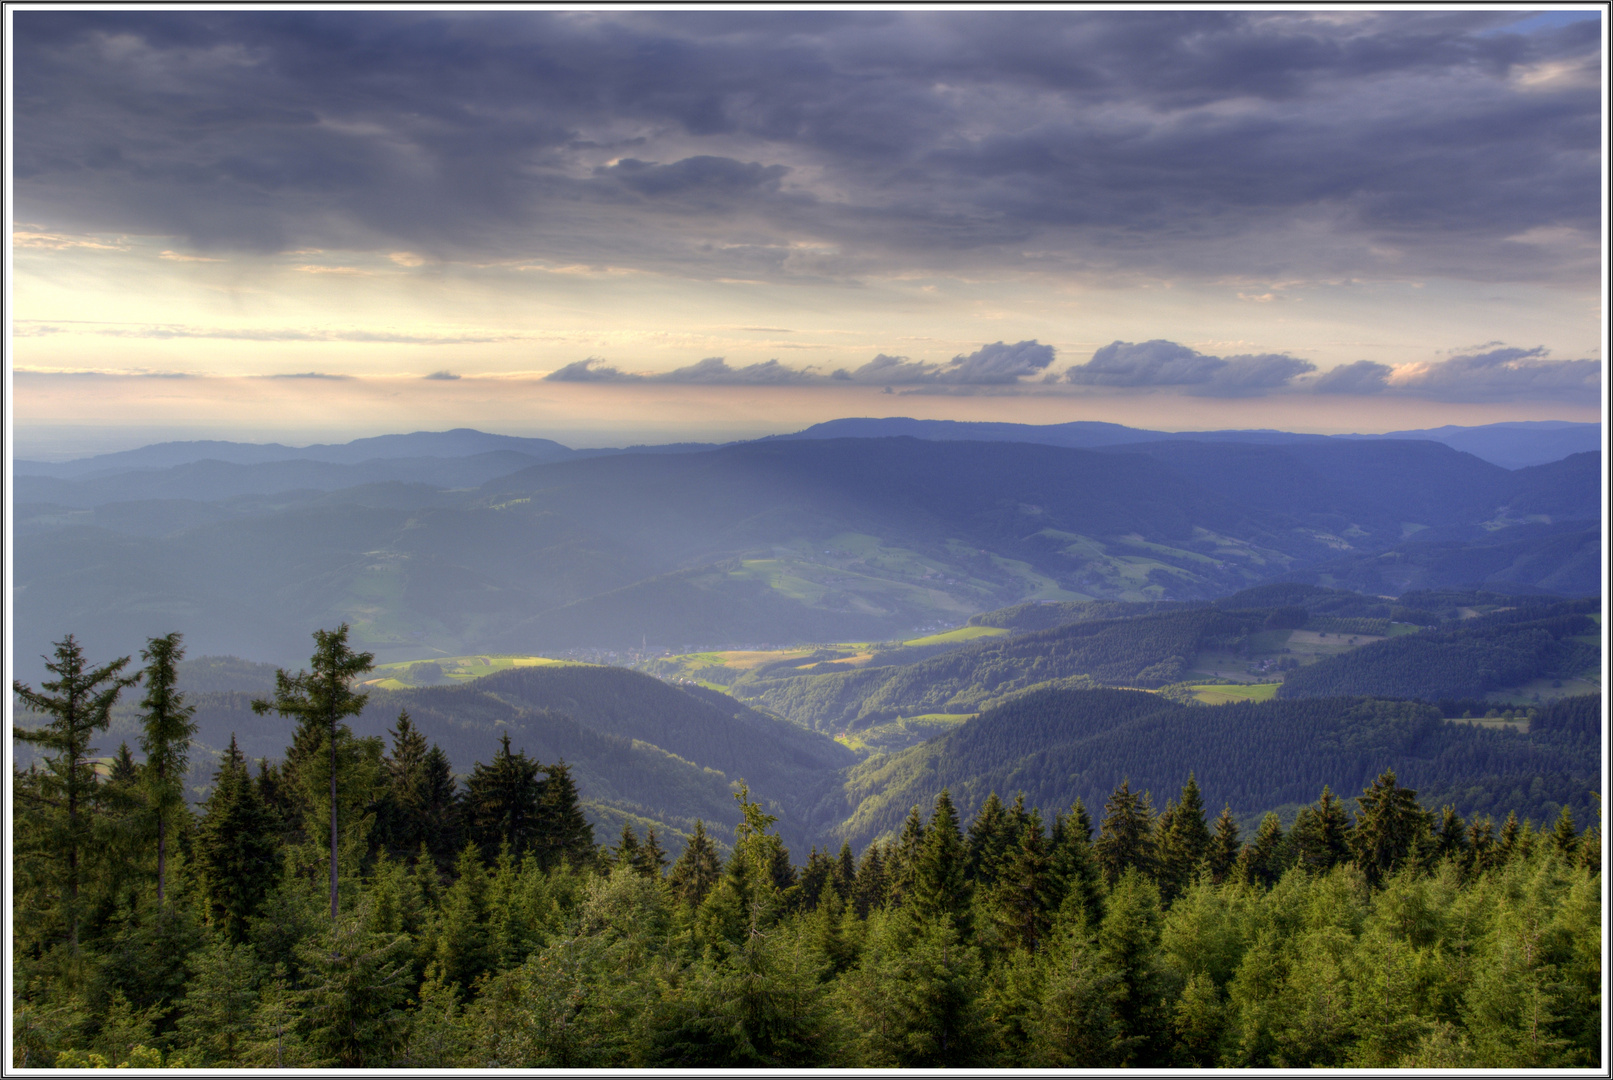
[902,626,1008,647]
[365,654,575,689]
[1187,683,1281,705]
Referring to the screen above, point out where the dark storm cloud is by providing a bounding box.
[10,11,1600,282]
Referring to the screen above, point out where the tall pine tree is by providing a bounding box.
[251,624,374,922]
[137,632,196,907]
[12,635,140,949]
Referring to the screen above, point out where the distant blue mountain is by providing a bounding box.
[775,417,1600,469]
[13,417,1600,481]
[1336,420,1603,470]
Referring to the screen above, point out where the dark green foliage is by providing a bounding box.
[376,712,460,867]
[909,790,972,935]
[1096,780,1156,886]
[1291,786,1353,874]
[532,760,595,871]
[463,733,543,863]
[1205,807,1240,885]
[251,625,375,921]
[12,635,140,950]
[295,911,412,1067]
[194,737,281,942]
[11,619,1604,1069]
[137,632,196,906]
[1238,813,1290,889]
[668,820,722,908]
[851,844,888,917]
[834,685,1596,850]
[1156,774,1211,902]
[964,791,1015,887]
[1350,771,1432,886]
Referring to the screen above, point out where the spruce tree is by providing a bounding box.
[640,828,669,878]
[795,847,836,911]
[251,624,374,922]
[1549,806,1578,859]
[296,909,412,1068]
[1205,806,1241,885]
[910,790,971,937]
[1048,803,1104,928]
[1238,812,1288,889]
[194,736,280,942]
[964,791,1015,888]
[1350,770,1430,886]
[668,820,723,909]
[991,809,1053,952]
[885,806,927,908]
[1433,805,1471,869]
[1497,810,1523,865]
[378,711,454,861]
[464,733,544,862]
[177,941,261,1066]
[1290,785,1352,873]
[1156,773,1211,903]
[1468,815,1499,873]
[833,841,857,900]
[611,824,643,871]
[534,760,594,870]
[1095,779,1156,886]
[12,635,140,949]
[852,843,888,918]
[137,632,196,907]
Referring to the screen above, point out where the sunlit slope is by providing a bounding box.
[732,607,1220,734]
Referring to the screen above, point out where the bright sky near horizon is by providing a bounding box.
[8,8,1606,455]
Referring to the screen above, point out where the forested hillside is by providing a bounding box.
[826,688,1600,851]
[1279,599,1600,700]
[10,629,1600,1068]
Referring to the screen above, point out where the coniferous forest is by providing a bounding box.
[11,627,1602,1069]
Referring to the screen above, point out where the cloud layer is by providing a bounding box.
[12,11,1602,286]
[545,337,1600,404]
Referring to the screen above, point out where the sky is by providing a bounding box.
[7,8,1607,456]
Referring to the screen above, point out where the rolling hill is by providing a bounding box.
[12,430,1600,690]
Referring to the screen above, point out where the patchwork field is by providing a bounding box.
[1186,682,1281,705]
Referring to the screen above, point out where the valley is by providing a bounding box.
[10,421,1604,1071]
